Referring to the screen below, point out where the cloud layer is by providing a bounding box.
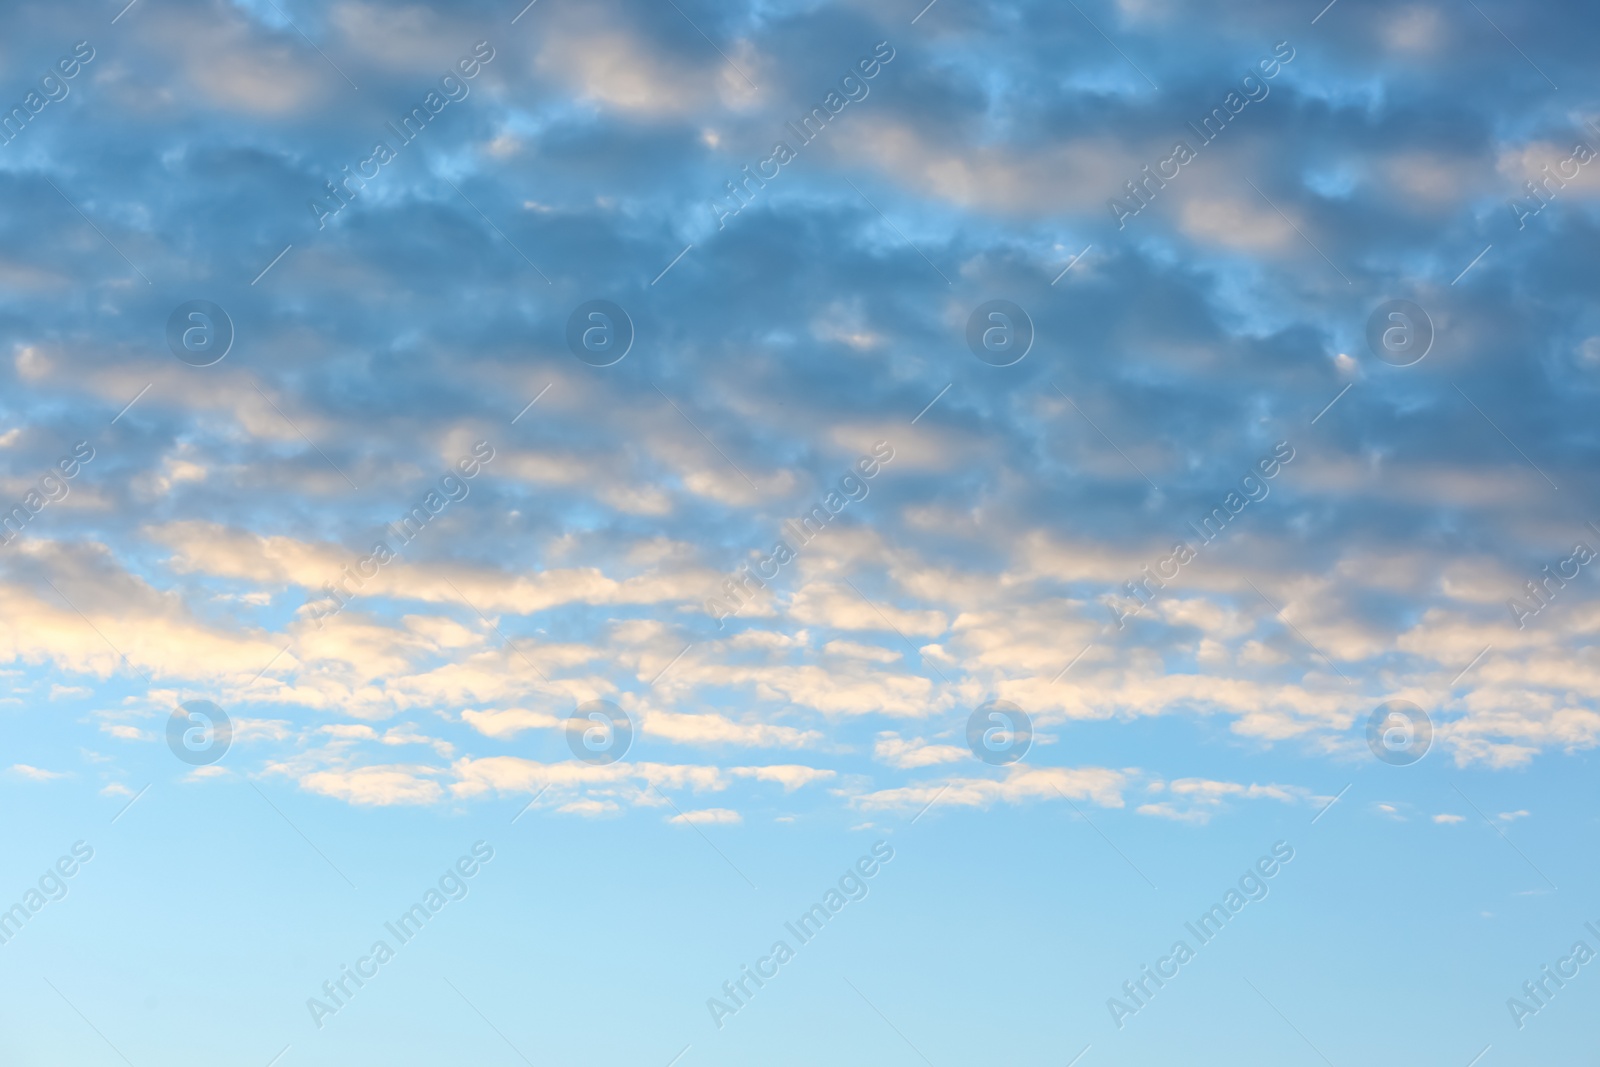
[3,0,1596,819]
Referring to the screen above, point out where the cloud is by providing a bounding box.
[2,0,1598,831]
[668,807,742,825]
[296,765,446,806]
[854,765,1130,813]
[873,732,968,769]
[10,764,68,780]
[1134,777,1309,823]
[460,707,564,740]
[728,765,835,790]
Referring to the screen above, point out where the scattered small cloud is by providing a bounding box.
[10,763,68,780]
[668,807,742,825]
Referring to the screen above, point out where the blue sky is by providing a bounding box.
[2,0,1599,1063]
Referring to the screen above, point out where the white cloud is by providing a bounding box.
[298,765,445,806]
[873,732,968,769]
[668,807,742,825]
[10,764,68,780]
[854,765,1129,813]
[728,765,835,791]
